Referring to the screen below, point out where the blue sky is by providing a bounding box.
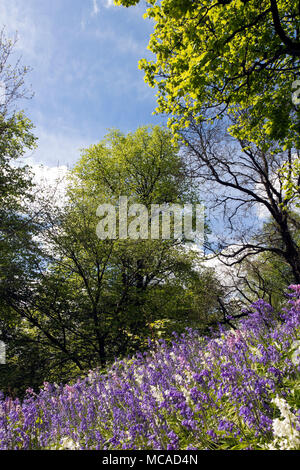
[0,0,164,166]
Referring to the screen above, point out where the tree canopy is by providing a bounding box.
[0,126,226,395]
[0,30,37,277]
[117,0,300,149]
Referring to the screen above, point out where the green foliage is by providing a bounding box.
[117,0,300,149]
[0,112,37,276]
[241,215,300,308]
[71,125,194,205]
[57,126,221,358]
[243,252,295,308]
[279,156,300,208]
[0,30,37,285]
[0,126,224,395]
[0,31,42,396]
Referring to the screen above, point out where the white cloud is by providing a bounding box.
[13,157,70,211]
[30,161,69,185]
[0,0,53,63]
[203,254,236,287]
[24,126,92,167]
[0,1,35,51]
[92,0,100,15]
[31,162,70,204]
[104,0,115,7]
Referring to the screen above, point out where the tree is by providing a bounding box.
[0,30,39,396]
[180,118,300,285]
[71,126,194,205]
[1,126,224,392]
[0,112,37,281]
[279,156,300,208]
[227,216,299,307]
[117,0,300,149]
[0,28,37,281]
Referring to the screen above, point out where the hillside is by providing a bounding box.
[0,285,299,450]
